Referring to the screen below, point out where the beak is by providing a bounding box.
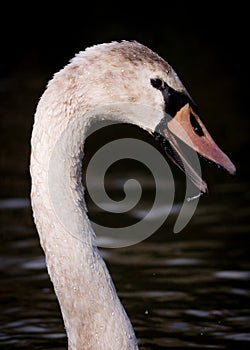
[158,103,236,193]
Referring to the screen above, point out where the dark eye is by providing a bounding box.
[150,78,166,91]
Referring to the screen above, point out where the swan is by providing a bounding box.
[30,40,236,350]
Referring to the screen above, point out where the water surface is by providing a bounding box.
[0,30,249,349]
[1,174,250,349]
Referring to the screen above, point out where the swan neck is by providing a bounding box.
[30,102,139,349]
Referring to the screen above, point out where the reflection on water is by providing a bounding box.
[1,177,250,349]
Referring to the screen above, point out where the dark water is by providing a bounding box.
[1,170,250,349]
[0,14,249,348]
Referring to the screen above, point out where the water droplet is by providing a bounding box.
[187,192,203,202]
[145,310,149,315]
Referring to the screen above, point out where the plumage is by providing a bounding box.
[30,40,235,349]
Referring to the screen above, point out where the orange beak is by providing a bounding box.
[161,103,236,193]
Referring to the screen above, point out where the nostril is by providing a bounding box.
[190,113,204,137]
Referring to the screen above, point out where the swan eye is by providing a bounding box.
[150,78,166,91]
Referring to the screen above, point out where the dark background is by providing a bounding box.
[1,4,250,349]
[0,4,249,200]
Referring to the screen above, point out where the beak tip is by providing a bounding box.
[216,153,236,177]
[225,160,237,176]
[231,164,237,176]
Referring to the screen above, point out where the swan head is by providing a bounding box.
[53,40,236,192]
